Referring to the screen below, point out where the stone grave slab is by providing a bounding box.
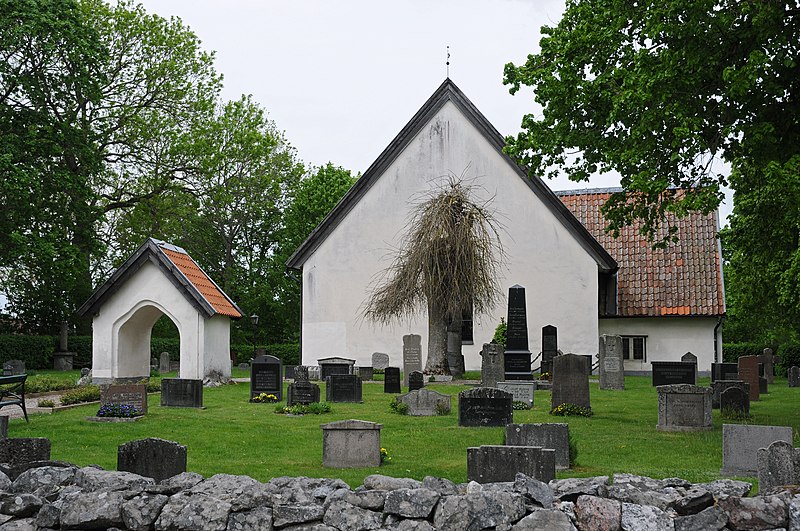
[759,376,768,394]
[321,419,382,468]
[467,445,555,483]
[100,383,148,414]
[160,378,203,408]
[396,389,451,416]
[541,325,558,376]
[497,381,535,408]
[318,357,355,380]
[789,366,800,387]
[159,352,170,373]
[757,440,799,492]
[287,380,320,406]
[711,362,739,382]
[358,366,374,381]
[408,370,424,391]
[761,348,776,384]
[458,387,513,427]
[506,423,570,470]
[656,384,712,431]
[372,352,390,371]
[651,361,696,386]
[711,380,748,409]
[117,438,186,482]
[402,335,423,387]
[480,343,505,388]
[720,386,750,417]
[283,364,297,380]
[325,374,362,403]
[738,355,761,401]
[504,285,532,380]
[599,335,624,390]
[250,354,282,401]
[721,424,792,477]
[551,353,591,412]
[0,438,50,466]
[384,367,401,394]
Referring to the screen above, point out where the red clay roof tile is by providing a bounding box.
[161,247,242,318]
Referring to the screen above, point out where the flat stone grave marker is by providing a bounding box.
[117,438,186,483]
[283,364,297,380]
[467,445,555,484]
[651,361,696,386]
[159,352,170,373]
[318,357,355,380]
[0,437,50,466]
[761,348,776,384]
[358,366,374,381]
[720,386,750,417]
[551,353,591,412]
[325,374,362,403]
[757,440,799,492]
[504,285,532,380]
[599,334,624,390]
[738,355,761,401]
[397,389,451,416]
[2,359,24,376]
[402,334,423,387]
[161,378,203,408]
[711,362,739,382]
[372,352,390,371]
[408,370,424,391]
[321,419,382,468]
[100,383,148,414]
[384,367,401,393]
[458,387,513,427]
[480,343,505,388]
[506,423,569,470]
[250,354,282,401]
[541,325,558,376]
[721,424,793,476]
[711,380,748,409]
[789,366,800,387]
[656,384,712,431]
[287,379,320,406]
[497,381,535,409]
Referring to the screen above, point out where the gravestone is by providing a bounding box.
[447,336,465,379]
[287,379,320,406]
[738,355,761,401]
[789,366,800,387]
[761,348,776,384]
[497,381,535,409]
[408,370,424,391]
[169,361,180,372]
[504,285,533,379]
[711,380,749,409]
[551,353,591,412]
[294,365,310,381]
[541,325,558,376]
[321,420,382,468]
[325,374,362,402]
[711,362,739,382]
[506,423,570,470]
[308,366,321,380]
[117,438,187,482]
[681,351,698,364]
[458,387,513,427]
[721,424,793,476]
[318,357,355,380]
[0,416,7,438]
[161,378,203,408]
[402,334,423,387]
[159,352,171,373]
[0,438,50,465]
[467,445,555,484]
[250,354,282,401]
[283,364,297,380]
[757,440,799,492]
[598,335,625,390]
[720,386,750,417]
[656,384,712,431]
[371,352,390,371]
[358,366,374,381]
[100,383,148,414]
[2,360,24,376]
[238,363,249,371]
[53,352,74,371]
[396,389,451,416]
[384,367,401,394]
[651,361,696,386]
[759,376,768,394]
[480,343,505,388]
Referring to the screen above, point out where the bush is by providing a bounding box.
[150,338,181,361]
[231,343,299,365]
[37,399,55,408]
[26,376,76,393]
[60,385,101,405]
[492,318,507,347]
[0,334,54,370]
[722,343,765,363]
[777,343,800,377]
[512,400,530,410]
[389,399,409,415]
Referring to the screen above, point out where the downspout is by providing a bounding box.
[713,316,724,363]
[286,269,302,365]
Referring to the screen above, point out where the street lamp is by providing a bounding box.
[250,313,259,356]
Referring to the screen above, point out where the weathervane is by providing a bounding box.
[446,45,450,78]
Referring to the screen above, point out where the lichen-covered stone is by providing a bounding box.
[716,495,789,530]
[225,506,273,531]
[272,504,325,528]
[322,500,383,530]
[550,477,609,503]
[159,472,204,493]
[673,506,728,531]
[154,491,231,531]
[694,479,752,499]
[34,503,60,528]
[392,518,437,531]
[422,476,458,496]
[514,473,554,508]
[362,475,422,491]
[383,488,440,519]
[0,493,44,518]
[121,493,169,531]
[511,509,577,530]
[433,491,526,530]
[620,502,674,531]
[324,488,386,512]
[670,487,714,516]
[574,495,621,531]
[59,490,126,530]
[190,474,271,511]
[0,517,36,531]
[11,466,77,497]
[74,467,154,492]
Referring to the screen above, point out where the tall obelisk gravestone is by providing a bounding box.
[504,285,532,380]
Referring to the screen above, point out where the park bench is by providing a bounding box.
[0,374,27,422]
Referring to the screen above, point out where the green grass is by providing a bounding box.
[8,376,800,487]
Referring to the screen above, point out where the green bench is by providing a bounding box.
[0,374,27,422]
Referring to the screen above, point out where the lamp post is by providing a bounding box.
[250,313,259,357]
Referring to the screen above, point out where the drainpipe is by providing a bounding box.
[713,316,724,362]
[285,269,302,365]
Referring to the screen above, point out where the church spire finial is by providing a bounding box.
[446,45,450,78]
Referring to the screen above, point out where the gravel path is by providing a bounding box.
[1,392,66,421]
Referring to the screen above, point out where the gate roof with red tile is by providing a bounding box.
[557,189,725,318]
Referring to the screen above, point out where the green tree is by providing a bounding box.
[503,0,798,244]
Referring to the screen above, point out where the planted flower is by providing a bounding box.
[251,393,279,403]
[96,403,142,418]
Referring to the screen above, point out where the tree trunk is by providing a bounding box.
[425,300,450,374]
[446,318,464,378]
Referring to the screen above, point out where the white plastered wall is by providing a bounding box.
[599,316,720,373]
[301,101,600,370]
[90,260,232,382]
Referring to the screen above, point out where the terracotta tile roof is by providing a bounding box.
[557,189,725,317]
[160,246,243,318]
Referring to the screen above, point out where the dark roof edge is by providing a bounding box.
[286,78,617,273]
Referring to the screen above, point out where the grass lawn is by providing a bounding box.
[8,375,800,487]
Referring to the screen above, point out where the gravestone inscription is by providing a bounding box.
[497,381,535,408]
[651,361,696,386]
[458,387,513,427]
[656,384,712,431]
[402,335,423,387]
[384,367,401,394]
[541,325,558,376]
[250,354,282,401]
[551,353,591,412]
[100,383,148,414]
[598,334,624,390]
[161,378,203,408]
[480,343,505,388]
[408,370,424,391]
[504,285,532,379]
[325,374,362,403]
[118,438,186,482]
[738,355,761,401]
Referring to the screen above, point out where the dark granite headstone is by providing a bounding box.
[160,378,203,408]
[541,325,558,376]
[551,354,591,412]
[100,383,148,414]
[711,362,739,382]
[720,386,750,417]
[759,376,768,394]
[467,445,555,484]
[504,285,532,379]
[0,438,50,465]
[358,366,374,381]
[384,367,401,393]
[408,370,424,391]
[789,366,800,387]
[283,364,297,380]
[712,380,749,409]
[651,361,696,386]
[402,335,423,387]
[326,374,362,402]
[250,354,282,401]
[117,438,186,482]
[738,355,761,401]
[458,387,513,427]
[287,380,321,406]
[681,352,698,365]
[319,357,355,380]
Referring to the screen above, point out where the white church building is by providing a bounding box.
[286,79,725,373]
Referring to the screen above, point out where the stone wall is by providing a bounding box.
[2,462,800,530]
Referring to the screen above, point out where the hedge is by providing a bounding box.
[0,334,54,370]
[777,344,800,377]
[231,343,300,365]
[721,342,765,364]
